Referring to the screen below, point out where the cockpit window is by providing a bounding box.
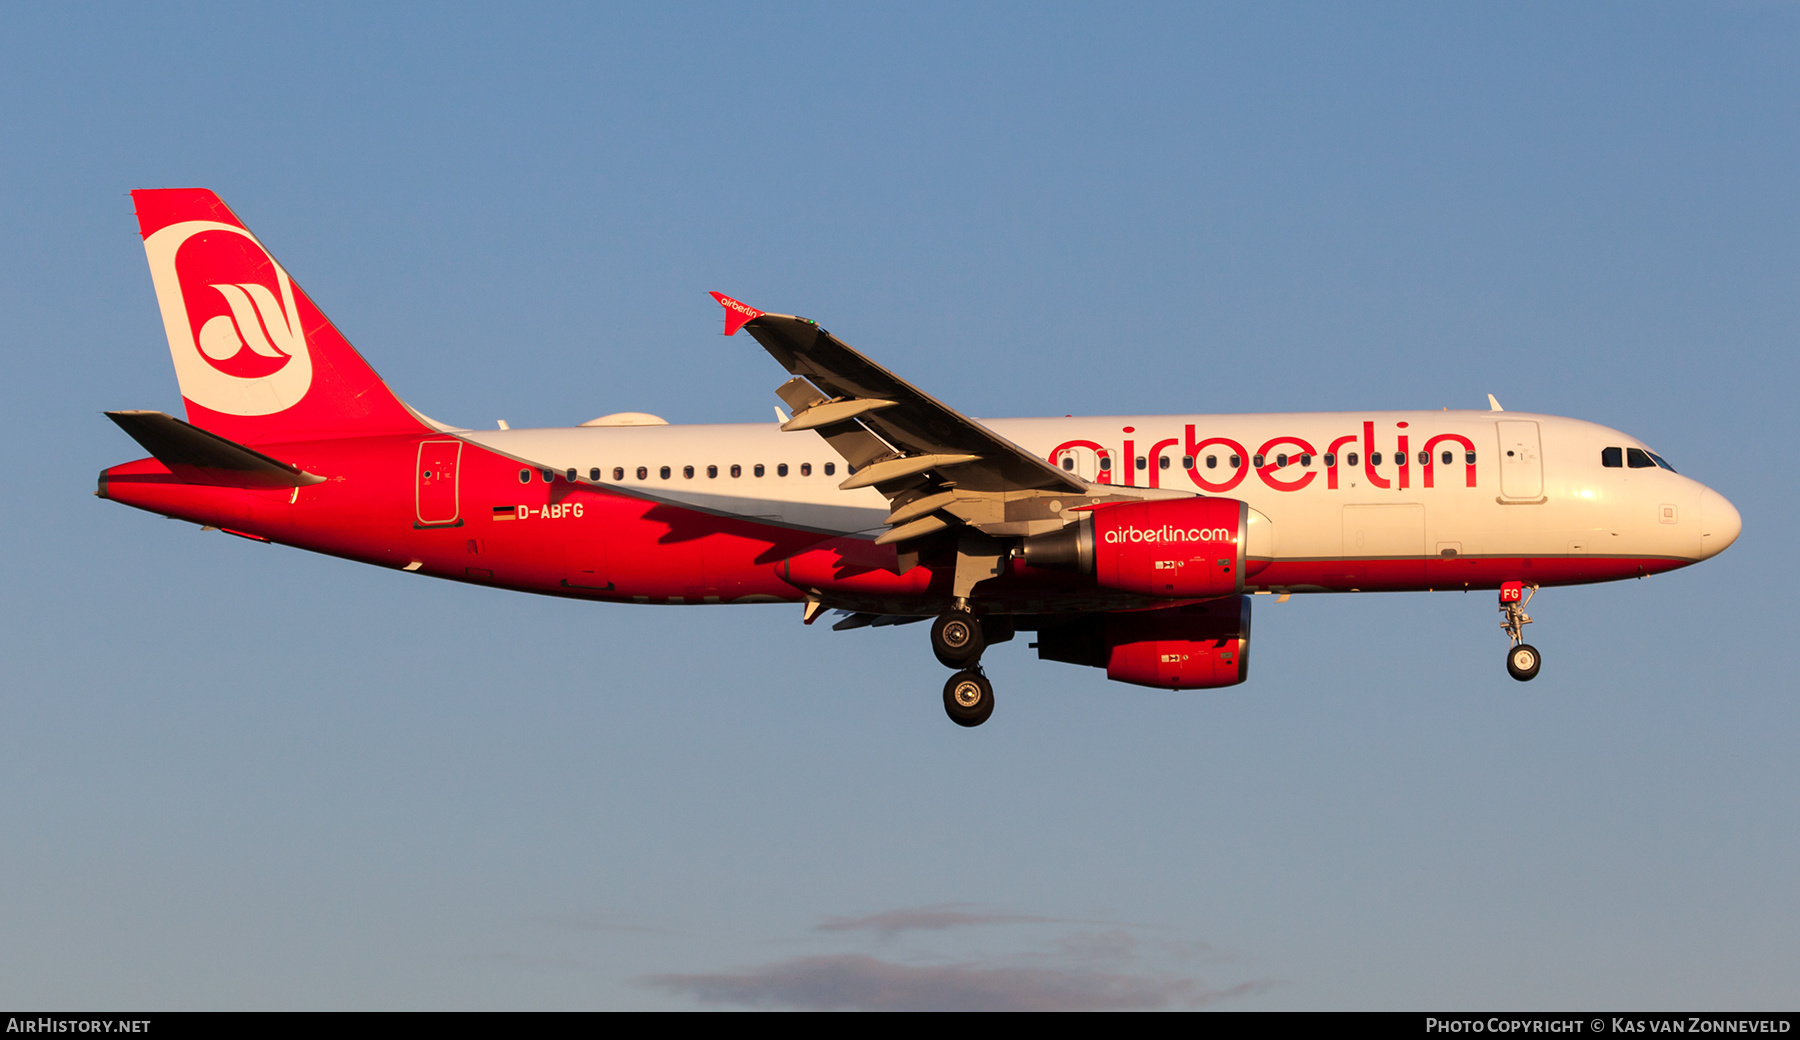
[1601,447,1623,468]
[1647,451,1676,473]
[1626,448,1656,469]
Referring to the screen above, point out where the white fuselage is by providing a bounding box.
[460,409,1740,586]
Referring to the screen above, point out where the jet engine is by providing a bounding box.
[1032,596,1252,689]
[1021,497,1260,598]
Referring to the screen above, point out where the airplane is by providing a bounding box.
[98,189,1743,727]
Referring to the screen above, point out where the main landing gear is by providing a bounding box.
[931,610,986,668]
[1499,581,1542,682]
[933,605,994,726]
[943,669,995,728]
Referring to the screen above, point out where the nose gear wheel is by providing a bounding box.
[1507,643,1542,681]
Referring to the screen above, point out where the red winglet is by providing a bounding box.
[710,291,764,336]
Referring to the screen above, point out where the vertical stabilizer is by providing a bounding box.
[131,188,428,444]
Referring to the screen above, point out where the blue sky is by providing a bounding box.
[1,3,1795,1009]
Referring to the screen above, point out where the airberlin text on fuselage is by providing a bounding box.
[1103,525,1233,545]
[1050,421,1480,494]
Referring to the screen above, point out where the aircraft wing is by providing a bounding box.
[714,293,1090,546]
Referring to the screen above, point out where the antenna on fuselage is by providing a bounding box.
[1486,394,1505,412]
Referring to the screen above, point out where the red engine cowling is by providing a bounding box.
[1023,497,1250,598]
[1034,596,1251,690]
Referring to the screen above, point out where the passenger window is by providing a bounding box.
[1060,456,1074,470]
[1347,452,1359,467]
[541,468,554,483]
[1324,453,1335,467]
[777,463,789,477]
[1395,453,1406,467]
[589,467,601,481]
[1417,451,1427,466]
[1601,447,1623,468]
[612,467,624,481]
[1206,455,1217,469]
[801,462,812,476]
[683,465,695,479]
[659,466,671,479]
[754,464,766,477]
[1229,455,1241,468]
[1159,455,1170,470]
[1135,456,1146,471]
[1627,448,1655,469]
[707,465,718,478]
[518,469,531,484]
[1253,454,1266,468]
[1300,454,1312,467]
[1182,455,1194,469]
[1099,457,1112,471]
[1464,451,1476,464]
[1275,454,1287,468]
[566,468,577,481]
[1440,451,1453,466]
[730,464,742,478]
[636,466,648,480]
[824,462,836,476]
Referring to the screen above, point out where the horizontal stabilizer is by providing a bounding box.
[105,410,326,488]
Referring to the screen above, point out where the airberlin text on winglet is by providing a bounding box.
[710,291,764,336]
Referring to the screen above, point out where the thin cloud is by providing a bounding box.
[461,951,586,971]
[536,911,664,935]
[1047,929,1140,964]
[815,904,1060,938]
[643,953,1274,1011]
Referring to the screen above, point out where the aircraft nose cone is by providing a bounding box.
[1698,487,1741,560]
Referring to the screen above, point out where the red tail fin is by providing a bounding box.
[131,188,428,444]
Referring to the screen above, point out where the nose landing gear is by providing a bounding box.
[1499,581,1541,682]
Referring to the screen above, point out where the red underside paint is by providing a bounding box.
[100,435,1690,611]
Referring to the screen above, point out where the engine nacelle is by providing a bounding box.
[1034,596,1251,690]
[1022,497,1254,598]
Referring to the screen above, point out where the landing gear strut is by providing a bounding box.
[1499,581,1541,682]
[943,669,995,727]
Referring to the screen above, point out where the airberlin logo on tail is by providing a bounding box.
[142,221,314,417]
[195,282,301,372]
[1104,525,1234,545]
